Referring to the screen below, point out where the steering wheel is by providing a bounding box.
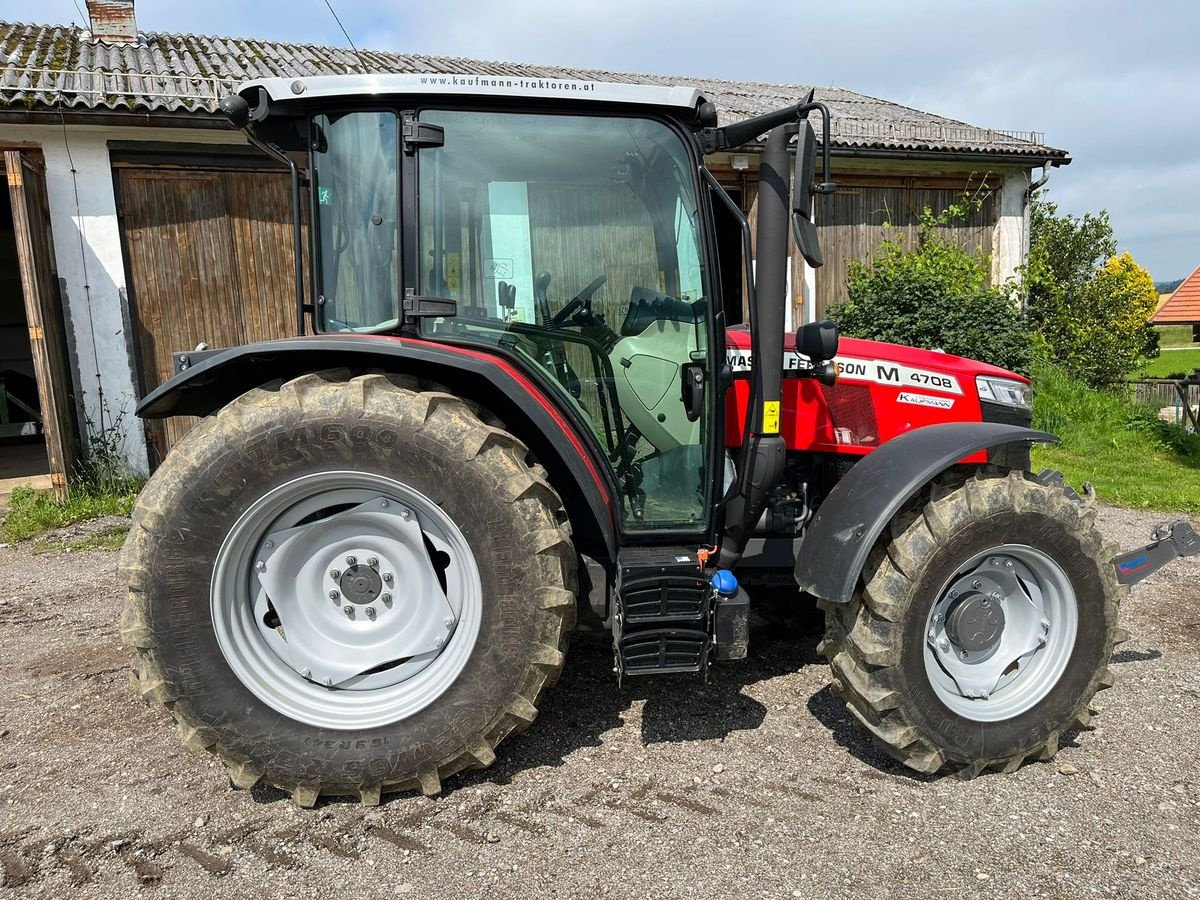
[550,275,608,327]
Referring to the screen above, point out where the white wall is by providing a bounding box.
[991,169,1032,289]
[2,123,245,475]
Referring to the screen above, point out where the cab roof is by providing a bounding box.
[239,73,707,112]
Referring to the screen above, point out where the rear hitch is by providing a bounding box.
[1113,521,1200,586]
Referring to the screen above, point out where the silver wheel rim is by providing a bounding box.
[923,544,1078,722]
[211,470,482,731]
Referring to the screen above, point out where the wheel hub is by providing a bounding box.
[338,564,383,605]
[253,495,458,689]
[944,591,1005,652]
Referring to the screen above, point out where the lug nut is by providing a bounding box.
[382,573,394,585]
[991,591,1002,600]
[949,590,959,599]
[366,607,376,620]
[264,540,274,550]
[401,509,411,521]
[346,555,357,566]
[301,668,311,679]
[1005,560,1014,568]
[329,590,340,600]
[938,640,950,653]
[444,617,455,629]
[934,613,943,623]
[380,499,389,508]
[255,560,266,572]
[323,677,333,687]
[927,628,936,639]
[381,592,392,604]
[367,556,379,568]
[343,605,354,617]
[433,637,444,649]
[960,650,969,659]
[971,579,983,590]
[330,569,341,580]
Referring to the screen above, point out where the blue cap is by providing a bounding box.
[711,569,738,596]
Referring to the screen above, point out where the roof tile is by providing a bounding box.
[0,19,1067,158]
[1153,266,1200,325]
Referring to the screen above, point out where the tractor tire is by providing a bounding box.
[118,371,576,806]
[818,467,1125,778]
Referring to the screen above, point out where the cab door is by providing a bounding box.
[406,108,719,536]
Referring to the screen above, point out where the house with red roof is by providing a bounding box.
[1152,266,1200,343]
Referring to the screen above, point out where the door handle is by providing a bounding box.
[680,363,705,422]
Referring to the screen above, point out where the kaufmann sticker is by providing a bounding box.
[724,351,963,395]
[898,391,955,409]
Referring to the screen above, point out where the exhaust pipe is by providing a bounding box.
[717,124,793,568]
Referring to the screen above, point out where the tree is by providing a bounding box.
[1023,198,1157,386]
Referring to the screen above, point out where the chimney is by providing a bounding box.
[87,1,138,44]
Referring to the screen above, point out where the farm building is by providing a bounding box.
[0,2,1070,486]
[1153,265,1200,343]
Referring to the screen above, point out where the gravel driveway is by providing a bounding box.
[1,505,1197,899]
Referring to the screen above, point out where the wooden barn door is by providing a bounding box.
[115,163,302,460]
[5,150,77,499]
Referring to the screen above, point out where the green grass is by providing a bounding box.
[2,480,143,543]
[1154,323,1195,348]
[1031,363,1200,514]
[1137,348,1200,379]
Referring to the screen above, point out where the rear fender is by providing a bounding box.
[138,336,618,561]
[794,422,1058,604]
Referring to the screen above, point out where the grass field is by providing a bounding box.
[1138,347,1200,378]
[1032,363,1200,514]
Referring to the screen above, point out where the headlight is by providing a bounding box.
[976,375,1032,410]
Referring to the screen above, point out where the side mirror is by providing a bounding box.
[218,94,251,129]
[797,319,839,362]
[791,120,823,268]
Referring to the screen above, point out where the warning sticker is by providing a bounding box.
[763,401,781,434]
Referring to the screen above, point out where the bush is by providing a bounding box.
[828,212,1032,374]
[1024,200,1159,386]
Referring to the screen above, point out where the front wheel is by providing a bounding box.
[119,371,576,805]
[819,468,1124,777]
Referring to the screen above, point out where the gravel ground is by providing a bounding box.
[1,504,1198,899]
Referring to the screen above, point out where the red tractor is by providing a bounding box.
[119,74,1196,806]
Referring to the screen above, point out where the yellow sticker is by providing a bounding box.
[763,401,781,434]
[446,253,461,292]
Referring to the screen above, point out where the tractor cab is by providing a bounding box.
[219,74,831,539]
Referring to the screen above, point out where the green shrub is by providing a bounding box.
[828,212,1032,374]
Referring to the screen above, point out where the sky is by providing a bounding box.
[13,0,1200,282]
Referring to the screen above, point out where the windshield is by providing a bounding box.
[417,109,711,530]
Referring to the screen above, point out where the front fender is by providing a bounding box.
[138,335,618,561]
[794,422,1058,604]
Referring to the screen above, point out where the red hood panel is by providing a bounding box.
[722,330,1023,455]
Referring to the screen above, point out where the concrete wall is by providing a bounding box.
[1,123,243,475]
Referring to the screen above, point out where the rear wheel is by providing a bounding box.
[119,371,575,805]
[819,468,1124,777]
